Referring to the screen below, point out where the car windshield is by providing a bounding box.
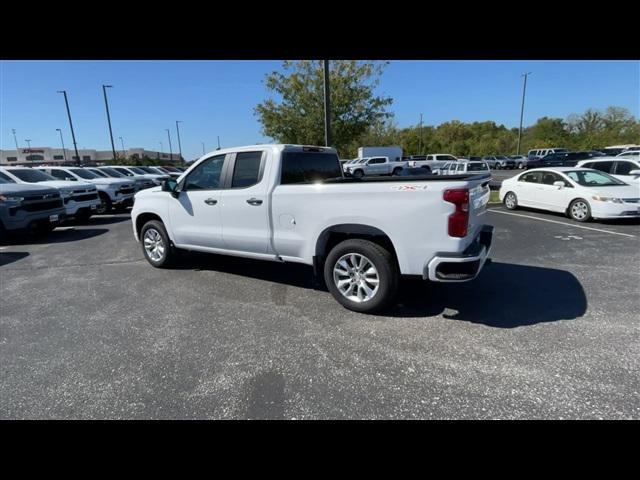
[127,167,147,175]
[112,167,135,176]
[136,167,155,174]
[88,169,108,178]
[0,175,15,184]
[68,168,98,179]
[566,170,627,187]
[100,168,126,178]
[8,168,56,182]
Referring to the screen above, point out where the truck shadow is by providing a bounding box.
[175,254,587,328]
[1,228,108,246]
[386,262,587,327]
[0,251,30,267]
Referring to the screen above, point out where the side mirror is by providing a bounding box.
[162,178,179,197]
[629,170,640,175]
[553,181,565,189]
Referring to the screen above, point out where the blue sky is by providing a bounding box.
[1,60,638,160]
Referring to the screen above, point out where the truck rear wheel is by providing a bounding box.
[324,239,399,313]
[392,167,402,176]
[140,220,175,268]
[96,193,112,215]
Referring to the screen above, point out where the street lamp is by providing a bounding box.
[517,72,532,156]
[11,129,19,150]
[102,85,117,161]
[217,136,221,150]
[25,139,31,149]
[118,136,125,158]
[201,142,205,155]
[56,128,67,162]
[58,90,81,166]
[323,60,331,147]
[165,129,173,163]
[175,121,183,164]
[419,113,423,156]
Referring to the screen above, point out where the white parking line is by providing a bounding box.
[488,209,636,238]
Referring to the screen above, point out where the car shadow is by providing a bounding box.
[0,251,30,267]
[84,215,131,225]
[174,253,586,327]
[1,228,109,246]
[382,261,587,327]
[497,205,640,225]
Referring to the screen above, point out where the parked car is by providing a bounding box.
[342,158,365,174]
[509,155,529,169]
[576,158,640,184]
[499,167,640,222]
[93,167,156,190]
[617,150,640,159]
[136,166,180,179]
[439,161,490,175]
[37,167,135,214]
[120,166,168,184]
[1,167,101,221]
[132,144,493,313]
[483,156,515,169]
[345,156,406,178]
[0,176,66,235]
[357,146,403,162]
[527,148,569,159]
[525,152,567,169]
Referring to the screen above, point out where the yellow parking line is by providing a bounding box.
[488,209,636,238]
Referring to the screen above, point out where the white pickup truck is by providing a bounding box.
[345,156,409,178]
[132,144,493,313]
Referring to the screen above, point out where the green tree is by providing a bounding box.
[255,61,393,156]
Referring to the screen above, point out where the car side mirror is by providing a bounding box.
[629,170,640,175]
[553,181,565,189]
[162,178,179,197]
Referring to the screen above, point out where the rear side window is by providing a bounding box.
[520,172,541,183]
[280,152,342,184]
[231,151,263,188]
[588,161,614,174]
[614,161,636,175]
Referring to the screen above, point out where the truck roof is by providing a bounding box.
[198,144,338,159]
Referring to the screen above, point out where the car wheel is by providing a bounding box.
[141,220,175,268]
[74,211,92,224]
[494,163,500,170]
[324,239,399,313]
[568,199,591,222]
[392,167,402,176]
[504,192,518,210]
[95,193,112,215]
[353,169,364,179]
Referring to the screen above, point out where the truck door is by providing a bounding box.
[219,150,271,254]
[368,157,386,175]
[168,154,226,248]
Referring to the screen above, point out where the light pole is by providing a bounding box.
[159,141,163,161]
[323,60,331,147]
[56,128,67,162]
[201,142,205,155]
[102,85,118,161]
[11,129,19,150]
[217,136,221,150]
[58,90,81,166]
[175,121,183,163]
[118,136,125,158]
[517,72,532,156]
[25,139,31,149]
[419,113,423,156]
[165,129,173,163]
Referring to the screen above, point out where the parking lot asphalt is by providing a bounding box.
[1,209,638,419]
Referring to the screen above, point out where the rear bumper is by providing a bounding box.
[424,225,494,282]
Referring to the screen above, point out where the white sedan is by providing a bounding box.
[499,167,640,222]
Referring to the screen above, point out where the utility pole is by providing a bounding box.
[56,128,67,162]
[166,129,173,163]
[58,90,81,166]
[11,129,19,150]
[323,60,331,147]
[175,121,183,163]
[517,72,532,156]
[419,113,423,156]
[102,85,117,161]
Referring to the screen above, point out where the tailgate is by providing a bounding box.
[467,176,491,236]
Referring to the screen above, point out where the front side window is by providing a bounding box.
[519,172,541,183]
[587,161,614,174]
[614,161,637,175]
[231,151,263,188]
[369,157,385,164]
[50,169,76,181]
[540,171,566,185]
[183,155,225,190]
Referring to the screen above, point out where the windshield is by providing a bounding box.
[100,167,126,178]
[68,168,98,179]
[112,167,135,176]
[88,169,108,178]
[0,174,15,184]
[8,168,56,182]
[566,170,627,187]
[127,167,147,175]
[136,167,155,174]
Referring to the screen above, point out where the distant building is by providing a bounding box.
[0,147,183,166]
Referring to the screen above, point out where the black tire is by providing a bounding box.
[392,167,402,176]
[352,169,364,179]
[95,193,112,215]
[140,220,175,268]
[568,198,591,222]
[323,239,399,313]
[494,163,501,170]
[504,191,518,210]
[74,210,92,224]
[421,165,432,173]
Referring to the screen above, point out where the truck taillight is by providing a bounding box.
[443,188,469,237]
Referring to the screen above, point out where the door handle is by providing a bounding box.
[246,198,263,206]
[204,198,218,205]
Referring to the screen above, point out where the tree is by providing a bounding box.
[255,61,393,156]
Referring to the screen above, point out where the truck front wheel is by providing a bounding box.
[324,239,399,313]
[353,169,364,179]
[141,220,175,268]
